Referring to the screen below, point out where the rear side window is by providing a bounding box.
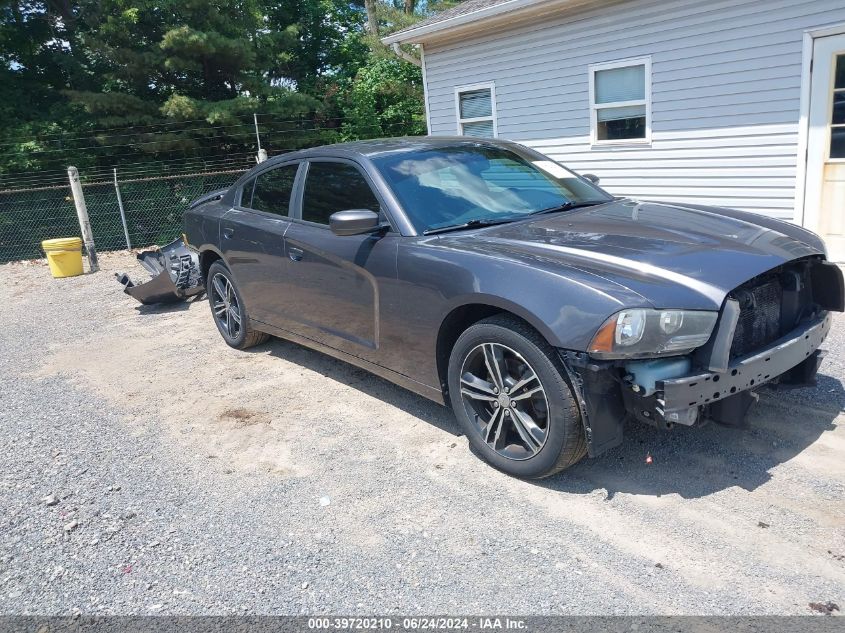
[302,162,380,225]
[246,163,299,216]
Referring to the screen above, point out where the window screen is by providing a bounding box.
[594,65,645,103]
[302,162,380,225]
[459,89,492,119]
[248,164,299,215]
[462,120,495,138]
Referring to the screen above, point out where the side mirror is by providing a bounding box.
[329,209,381,236]
[582,173,600,185]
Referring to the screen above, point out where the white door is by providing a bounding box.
[805,34,845,261]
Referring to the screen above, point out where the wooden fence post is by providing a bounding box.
[67,166,99,272]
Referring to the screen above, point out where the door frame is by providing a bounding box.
[292,157,398,231]
[796,22,845,228]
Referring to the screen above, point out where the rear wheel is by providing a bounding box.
[207,261,269,350]
[447,315,586,478]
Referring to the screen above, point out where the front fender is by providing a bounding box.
[395,238,654,392]
[439,293,563,348]
[438,261,651,351]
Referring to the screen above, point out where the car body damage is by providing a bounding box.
[116,237,205,305]
[561,257,843,456]
[181,137,845,478]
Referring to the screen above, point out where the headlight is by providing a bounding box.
[589,309,718,359]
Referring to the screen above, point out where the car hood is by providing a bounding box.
[435,199,825,310]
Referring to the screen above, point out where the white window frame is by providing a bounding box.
[588,56,652,146]
[454,82,498,138]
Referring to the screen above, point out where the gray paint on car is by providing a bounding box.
[184,137,827,403]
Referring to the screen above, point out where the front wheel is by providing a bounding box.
[207,261,269,350]
[447,315,586,478]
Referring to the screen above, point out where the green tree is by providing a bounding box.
[0,0,337,175]
[0,0,468,177]
[68,0,323,155]
[338,55,425,139]
[336,0,467,140]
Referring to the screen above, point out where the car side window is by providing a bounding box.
[248,163,299,216]
[302,162,380,225]
[240,177,256,208]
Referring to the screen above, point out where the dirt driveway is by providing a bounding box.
[1,252,844,615]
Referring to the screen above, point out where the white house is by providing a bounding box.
[384,0,845,260]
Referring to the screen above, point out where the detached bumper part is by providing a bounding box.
[116,237,205,305]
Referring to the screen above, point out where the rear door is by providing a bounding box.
[220,161,301,324]
[282,158,399,360]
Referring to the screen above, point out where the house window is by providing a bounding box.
[456,83,497,138]
[589,57,651,144]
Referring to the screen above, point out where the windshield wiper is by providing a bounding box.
[423,200,608,234]
[423,217,518,235]
[528,200,606,216]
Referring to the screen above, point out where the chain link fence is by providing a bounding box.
[0,167,247,263]
[0,184,77,263]
[0,114,425,264]
[116,170,245,250]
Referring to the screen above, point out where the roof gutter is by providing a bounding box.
[391,42,422,67]
[381,0,552,44]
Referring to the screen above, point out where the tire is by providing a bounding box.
[447,314,587,478]
[206,261,269,350]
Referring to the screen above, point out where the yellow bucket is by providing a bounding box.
[42,237,84,278]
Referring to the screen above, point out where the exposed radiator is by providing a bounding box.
[729,277,783,358]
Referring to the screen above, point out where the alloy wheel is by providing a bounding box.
[210,272,242,339]
[459,343,549,460]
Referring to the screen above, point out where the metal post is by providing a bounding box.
[254,112,262,151]
[67,166,99,272]
[113,168,132,250]
[254,113,267,163]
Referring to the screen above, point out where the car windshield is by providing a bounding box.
[371,144,612,233]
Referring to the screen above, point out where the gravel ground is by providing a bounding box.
[0,252,843,616]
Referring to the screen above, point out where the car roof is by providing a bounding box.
[262,136,520,166]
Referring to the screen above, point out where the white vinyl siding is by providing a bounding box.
[421,0,845,219]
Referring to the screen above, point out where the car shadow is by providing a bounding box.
[134,294,206,315]
[251,334,843,500]
[537,373,844,499]
[255,335,462,438]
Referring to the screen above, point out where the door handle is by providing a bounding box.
[289,247,304,262]
[223,227,234,239]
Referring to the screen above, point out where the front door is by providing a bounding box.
[282,159,397,361]
[806,34,845,261]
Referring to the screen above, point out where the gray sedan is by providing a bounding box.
[184,137,843,478]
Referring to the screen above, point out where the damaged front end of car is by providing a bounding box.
[561,257,844,457]
[116,237,205,305]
